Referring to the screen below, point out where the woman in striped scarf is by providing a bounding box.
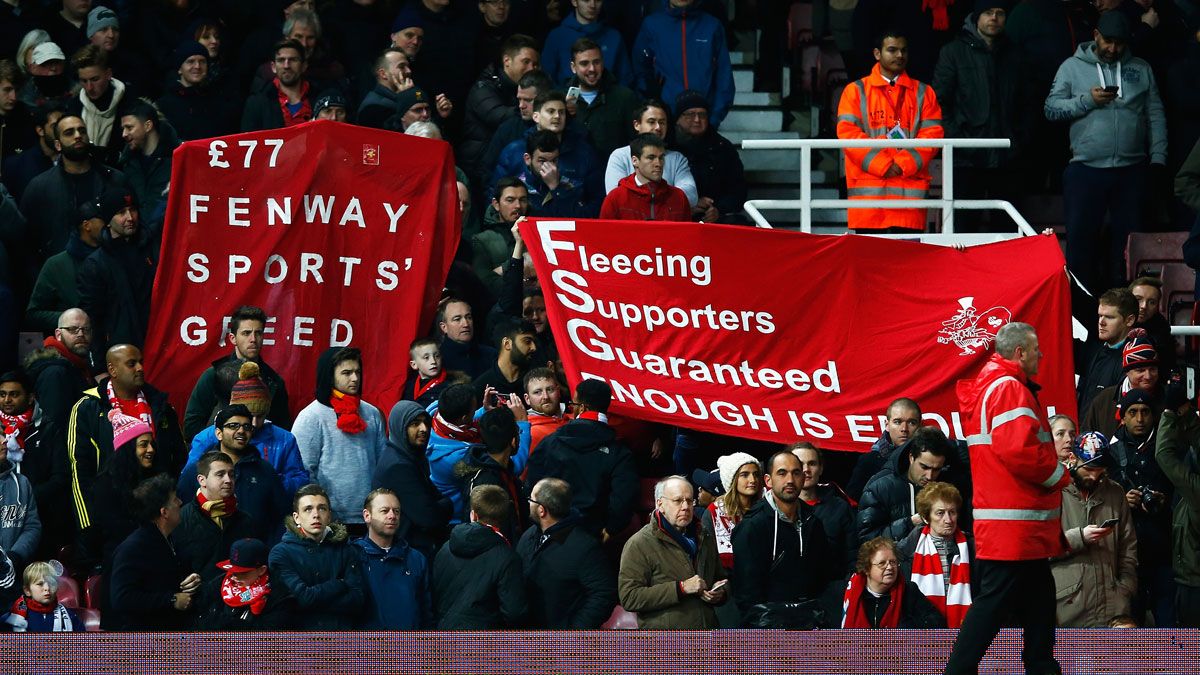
[897,481,977,628]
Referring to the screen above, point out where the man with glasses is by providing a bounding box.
[176,406,288,544]
[526,379,637,542]
[671,89,747,224]
[241,39,315,131]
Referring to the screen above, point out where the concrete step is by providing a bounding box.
[724,130,801,144]
[722,107,784,132]
[733,91,780,107]
[730,51,754,66]
[733,67,754,92]
[739,148,802,171]
[748,186,841,200]
[745,169,832,185]
[747,208,849,224]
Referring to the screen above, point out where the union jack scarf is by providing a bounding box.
[910,527,972,627]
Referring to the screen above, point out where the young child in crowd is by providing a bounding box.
[4,562,83,632]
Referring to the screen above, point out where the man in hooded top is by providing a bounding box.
[292,347,386,525]
[372,401,453,560]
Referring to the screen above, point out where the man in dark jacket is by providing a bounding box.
[846,398,922,503]
[155,41,239,142]
[184,305,291,442]
[193,537,295,630]
[732,451,834,624]
[173,450,257,583]
[25,203,102,333]
[267,483,365,629]
[565,39,639,160]
[107,474,202,631]
[460,34,540,183]
[526,379,638,540]
[357,47,414,129]
[66,344,186,534]
[517,477,617,628]
[2,101,64,204]
[454,407,527,537]
[19,113,129,261]
[437,298,498,378]
[176,406,289,544]
[353,488,432,629]
[1082,328,1162,437]
[406,0,480,119]
[241,39,314,131]
[1156,397,1200,627]
[671,90,747,224]
[373,401,451,560]
[793,443,858,573]
[432,484,527,629]
[115,99,179,225]
[858,427,951,543]
[76,185,156,365]
[480,69,552,189]
[1078,288,1138,413]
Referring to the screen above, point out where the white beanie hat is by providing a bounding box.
[717,452,761,493]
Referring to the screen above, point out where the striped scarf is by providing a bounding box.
[910,527,972,627]
[707,500,736,568]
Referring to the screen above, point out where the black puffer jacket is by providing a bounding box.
[266,519,365,630]
[810,484,858,574]
[76,228,159,366]
[432,522,527,629]
[516,513,617,628]
[730,495,835,622]
[453,444,527,539]
[525,418,638,537]
[857,439,971,543]
[673,126,747,221]
[459,63,518,178]
[19,159,129,260]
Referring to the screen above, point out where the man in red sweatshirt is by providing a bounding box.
[600,133,691,221]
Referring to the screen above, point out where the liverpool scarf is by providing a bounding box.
[910,527,972,627]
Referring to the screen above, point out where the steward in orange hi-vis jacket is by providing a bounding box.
[836,34,944,231]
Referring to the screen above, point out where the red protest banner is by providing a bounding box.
[519,218,1076,452]
[145,121,459,417]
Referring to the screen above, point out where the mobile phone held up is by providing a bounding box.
[1098,518,1119,529]
[1103,85,1119,93]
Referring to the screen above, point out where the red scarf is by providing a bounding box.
[841,572,905,628]
[106,381,153,429]
[44,336,90,379]
[482,522,511,546]
[575,411,608,423]
[331,390,367,435]
[923,0,955,30]
[220,571,271,616]
[410,370,447,401]
[910,527,972,628]
[431,412,481,444]
[707,500,737,569]
[274,77,312,127]
[197,489,238,529]
[1,409,33,449]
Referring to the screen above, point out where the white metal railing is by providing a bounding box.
[1171,326,1200,335]
[740,138,1036,237]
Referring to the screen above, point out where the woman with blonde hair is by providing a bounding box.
[700,452,762,572]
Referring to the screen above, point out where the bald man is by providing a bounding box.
[66,344,185,541]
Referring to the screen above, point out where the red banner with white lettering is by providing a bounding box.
[145,121,459,417]
[519,218,1076,452]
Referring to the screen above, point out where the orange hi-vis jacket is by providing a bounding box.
[836,64,944,231]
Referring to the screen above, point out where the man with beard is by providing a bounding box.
[472,318,539,399]
[1051,432,1137,627]
[847,398,922,503]
[25,200,103,333]
[77,185,156,364]
[184,306,291,442]
[671,90,747,224]
[1082,328,1161,437]
[793,443,857,573]
[116,99,178,222]
[172,450,257,583]
[437,298,497,379]
[67,344,185,538]
[562,38,639,159]
[1107,388,1176,626]
[526,379,637,541]
[2,101,65,204]
[523,367,566,451]
[241,39,314,131]
[858,426,951,543]
[373,401,451,560]
[353,488,433,629]
[176,406,288,544]
[19,113,129,261]
[731,450,834,624]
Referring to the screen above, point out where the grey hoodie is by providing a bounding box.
[1044,41,1167,168]
[0,459,41,587]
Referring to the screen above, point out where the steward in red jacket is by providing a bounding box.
[945,322,1071,675]
[600,134,691,222]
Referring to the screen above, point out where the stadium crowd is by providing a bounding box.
[0,0,1196,651]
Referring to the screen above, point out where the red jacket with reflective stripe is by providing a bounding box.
[835,64,944,231]
[957,354,1071,560]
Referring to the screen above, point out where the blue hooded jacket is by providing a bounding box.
[492,125,604,215]
[352,535,433,629]
[632,5,734,125]
[426,402,531,524]
[185,421,309,495]
[541,13,634,87]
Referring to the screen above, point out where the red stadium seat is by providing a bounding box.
[602,605,639,630]
[84,575,102,609]
[77,607,101,632]
[55,576,81,609]
[1127,231,1188,280]
[636,477,658,514]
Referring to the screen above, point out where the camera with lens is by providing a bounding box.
[1138,486,1160,512]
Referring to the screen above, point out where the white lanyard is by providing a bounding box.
[1096,60,1122,97]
